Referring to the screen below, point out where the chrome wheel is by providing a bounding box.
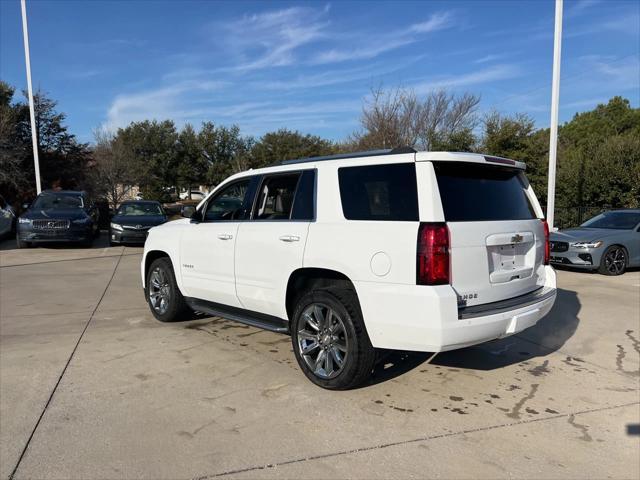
[297,303,349,379]
[148,266,171,314]
[604,247,626,275]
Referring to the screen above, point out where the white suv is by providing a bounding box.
[141,148,556,389]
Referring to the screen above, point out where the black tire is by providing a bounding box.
[291,287,376,390]
[598,245,627,276]
[145,257,190,322]
[16,235,30,249]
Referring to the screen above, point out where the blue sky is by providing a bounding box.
[1,0,638,143]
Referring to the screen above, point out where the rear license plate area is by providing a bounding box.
[487,242,533,284]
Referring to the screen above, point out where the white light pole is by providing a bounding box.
[546,0,563,230]
[20,0,42,194]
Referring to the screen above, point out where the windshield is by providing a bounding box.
[117,203,164,216]
[581,211,640,230]
[32,193,83,209]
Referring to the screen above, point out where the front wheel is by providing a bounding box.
[598,245,627,275]
[16,235,30,249]
[145,257,190,322]
[291,288,376,390]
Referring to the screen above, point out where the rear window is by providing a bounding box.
[338,163,418,221]
[434,162,536,222]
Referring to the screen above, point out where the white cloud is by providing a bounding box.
[473,53,509,64]
[581,55,640,91]
[312,11,455,64]
[413,64,522,93]
[105,80,227,130]
[408,11,454,33]
[219,5,330,71]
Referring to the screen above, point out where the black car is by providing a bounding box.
[16,190,99,248]
[109,200,167,246]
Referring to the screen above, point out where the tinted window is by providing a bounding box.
[581,211,640,230]
[291,170,315,220]
[338,163,418,221]
[253,173,300,220]
[434,162,536,222]
[204,180,250,221]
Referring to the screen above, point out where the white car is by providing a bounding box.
[141,148,556,389]
[179,190,206,201]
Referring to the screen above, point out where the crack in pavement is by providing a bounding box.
[193,402,639,479]
[8,250,125,480]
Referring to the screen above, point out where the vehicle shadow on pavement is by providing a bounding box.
[433,287,581,371]
[365,288,581,385]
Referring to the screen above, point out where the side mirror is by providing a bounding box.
[181,205,196,219]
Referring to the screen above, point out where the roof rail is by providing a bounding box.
[279,146,416,166]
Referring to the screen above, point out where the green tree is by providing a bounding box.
[0,82,90,200]
[115,120,179,201]
[556,97,639,208]
[0,82,28,195]
[250,129,334,168]
[198,122,253,186]
[480,111,549,202]
[176,124,208,198]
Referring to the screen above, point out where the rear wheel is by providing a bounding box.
[291,288,376,390]
[146,257,190,322]
[598,245,627,275]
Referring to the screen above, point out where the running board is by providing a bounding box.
[185,298,289,334]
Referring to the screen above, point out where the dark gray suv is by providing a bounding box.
[16,190,99,248]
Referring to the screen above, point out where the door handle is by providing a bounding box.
[279,235,300,242]
[217,233,233,240]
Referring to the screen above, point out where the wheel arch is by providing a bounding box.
[144,250,172,287]
[285,268,358,322]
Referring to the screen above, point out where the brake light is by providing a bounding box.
[417,223,450,285]
[542,219,550,265]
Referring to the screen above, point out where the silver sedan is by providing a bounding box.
[549,209,640,275]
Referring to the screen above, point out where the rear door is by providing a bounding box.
[431,161,545,307]
[235,170,315,318]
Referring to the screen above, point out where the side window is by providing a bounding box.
[204,179,250,222]
[338,163,419,221]
[291,170,316,220]
[253,173,300,220]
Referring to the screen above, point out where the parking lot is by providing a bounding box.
[1,235,638,479]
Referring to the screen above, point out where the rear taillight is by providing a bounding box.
[417,222,450,285]
[542,219,550,265]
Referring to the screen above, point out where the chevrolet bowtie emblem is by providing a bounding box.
[511,234,524,244]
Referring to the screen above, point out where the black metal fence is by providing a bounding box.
[542,206,607,229]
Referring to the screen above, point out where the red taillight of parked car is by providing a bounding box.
[417,222,450,285]
[542,219,550,265]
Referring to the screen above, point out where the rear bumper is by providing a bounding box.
[354,265,557,352]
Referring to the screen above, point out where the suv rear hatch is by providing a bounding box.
[432,161,546,308]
